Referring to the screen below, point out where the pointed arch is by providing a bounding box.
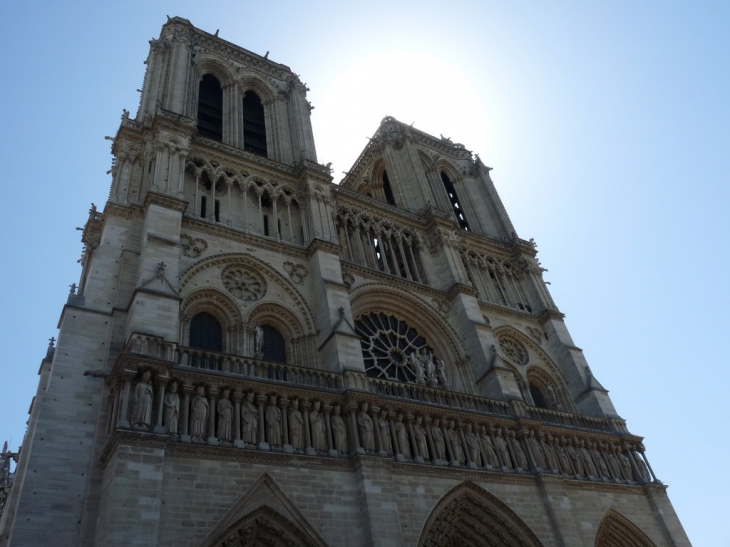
[418,482,544,547]
[201,473,329,547]
[493,325,574,412]
[595,509,657,547]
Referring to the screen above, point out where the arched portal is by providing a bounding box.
[418,482,544,547]
[595,509,657,547]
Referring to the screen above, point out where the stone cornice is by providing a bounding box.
[181,216,309,260]
[332,186,424,225]
[192,136,297,176]
[341,263,444,300]
[144,190,188,212]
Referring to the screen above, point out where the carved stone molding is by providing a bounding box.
[283,261,308,284]
[181,234,208,258]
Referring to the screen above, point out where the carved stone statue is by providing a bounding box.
[431,419,446,460]
[254,325,264,358]
[447,422,465,464]
[357,403,375,451]
[435,359,448,388]
[553,437,572,475]
[409,352,425,385]
[163,381,180,434]
[265,395,282,446]
[546,382,561,410]
[541,432,557,472]
[310,401,327,452]
[132,371,154,428]
[216,388,234,442]
[464,424,481,466]
[605,443,623,481]
[420,349,435,378]
[630,445,651,483]
[566,438,584,476]
[394,414,411,458]
[590,441,610,479]
[527,431,545,469]
[190,386,209,442]
[508,430,528,470]
[331,405,347,454]
[413,417,429,460]
[479,426,499,468]
[493,428,512,470]
[241,392,258,444]
[579,439,597,478]
[288,399,304,451]
[379,411,393,456]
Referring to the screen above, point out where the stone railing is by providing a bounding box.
[526,406,615,433]
[175,346,342,391]
[345,372,512,418]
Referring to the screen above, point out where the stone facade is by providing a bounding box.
[0,17,690,547]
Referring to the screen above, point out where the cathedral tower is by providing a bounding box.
[0,17,689,547]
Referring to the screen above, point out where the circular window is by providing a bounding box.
[355,313,432,383]
[498,335,529,365]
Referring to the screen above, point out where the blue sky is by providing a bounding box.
[1,1,728,544]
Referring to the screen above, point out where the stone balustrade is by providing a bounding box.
[175,346,342,391]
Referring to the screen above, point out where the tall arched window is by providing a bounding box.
[197,75,223,141]
[189,312,223,352]
[382,170,396,205]
[242,91,267,156]
[529,382,548,409]
[440,172,470,230]
[262,325,286,363]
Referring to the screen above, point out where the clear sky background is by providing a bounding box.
[1,1,728,545]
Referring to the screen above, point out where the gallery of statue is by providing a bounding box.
[0,17,689,547]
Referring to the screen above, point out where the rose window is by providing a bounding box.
[499,335,529,365]
[355,313,432,382]
[221,265,266,301]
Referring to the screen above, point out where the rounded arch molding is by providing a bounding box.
[417,481,544,547]
[180,253,317,336]
[192,53,238,88]
[247,301,304,340]
[349,284,464,365]
[594,509,657,547]
[180,287,242,326]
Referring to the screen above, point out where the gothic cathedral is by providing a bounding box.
[0,17,689,547]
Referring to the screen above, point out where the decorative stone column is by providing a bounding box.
[117,371,135,429]
[233,391,244,448]
[302,400,315,456]
[370,405,384,456]
[424,416,439,465]
[257,394,269,451]
[153,376,169,434]
[180,384,192,443]
[207,387,219,446]
[280,397,292,453]
[324,404,336,457]
[346,403,362,456]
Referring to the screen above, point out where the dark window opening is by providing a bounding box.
[189,312,223,352]
[262,325,285,363]
[243,91,267,156]
[197,74,223,141]
[200,196,207,218]
[263,215,269,236]
[383,170,396,205]
[529,383,548,409]
[214,200,220,222]
[441,172,470,230]
[277,219,281,237]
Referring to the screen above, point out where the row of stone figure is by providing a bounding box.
[126,377,656,484]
